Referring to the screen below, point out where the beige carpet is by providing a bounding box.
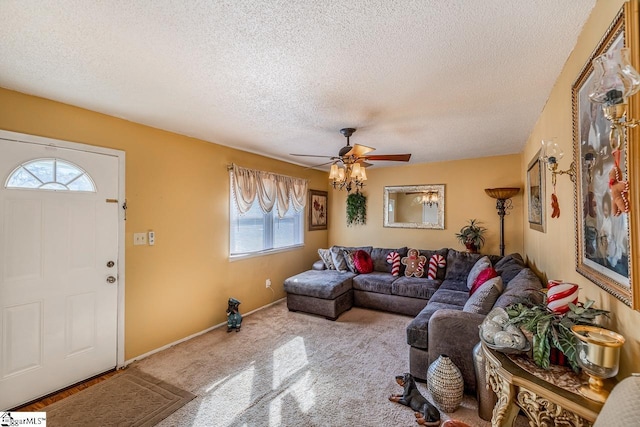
[44,367,195,426]
[131,300,526,426]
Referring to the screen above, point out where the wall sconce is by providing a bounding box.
[539,139,576,187]
[589,48,640,151]
[329,161,367,193]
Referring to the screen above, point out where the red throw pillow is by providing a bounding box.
[353,250,373,274]
[470,267,498,296]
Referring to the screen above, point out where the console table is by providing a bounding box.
[482,343,606,427]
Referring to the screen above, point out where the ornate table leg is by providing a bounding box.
[486,356,520,426]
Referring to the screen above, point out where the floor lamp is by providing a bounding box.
[485,188,520,256]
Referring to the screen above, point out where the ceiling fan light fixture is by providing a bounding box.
[329,163,339,180]
[298,127,409,193]
[351,163,362,179]
[359,166,367,181]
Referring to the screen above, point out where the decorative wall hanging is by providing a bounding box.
[572,3,638,308]
[308,189,328,231]
[527,149,546,232]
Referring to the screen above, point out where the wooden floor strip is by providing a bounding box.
[12,369,121,412]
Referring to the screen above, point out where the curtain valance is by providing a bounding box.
[229,164,308,218]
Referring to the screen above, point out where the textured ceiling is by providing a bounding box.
[0,1,596,169]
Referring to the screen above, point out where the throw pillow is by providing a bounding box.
[426,254,446,279]
[463,276,504,315]
[494,253,526,284]
[318,248,335,270]
[343,250,358,273]
[330,246,349,272]
[401,248,427,277]
[417,248,449,280]
[494,268,543,308]
[353,250,374,273]
[467,256,492,290]
[370,247,408,273]
[470,267,498,296]
[386,251,401,276]
[444,249,482,281]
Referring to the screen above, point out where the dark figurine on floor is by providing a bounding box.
[389,373,441,426]
[226,298,242,332]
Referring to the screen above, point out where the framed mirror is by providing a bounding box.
[383,185,445,229]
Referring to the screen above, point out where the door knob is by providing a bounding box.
[107,261,115,268]
[107,276,117,284]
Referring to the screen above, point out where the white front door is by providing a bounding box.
[0,137,120,410]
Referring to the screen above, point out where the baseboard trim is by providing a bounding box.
[124,297,286,366]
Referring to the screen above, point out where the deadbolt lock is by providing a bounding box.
[107,261,115,268]
[107,276,117,284]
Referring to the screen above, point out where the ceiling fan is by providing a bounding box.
[290,127,412,168]
[290,128,412,192]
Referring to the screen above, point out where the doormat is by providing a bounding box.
[42,368,196,427]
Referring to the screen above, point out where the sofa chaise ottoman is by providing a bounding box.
[284,269,356,320]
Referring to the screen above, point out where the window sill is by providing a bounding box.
[229,244,304,262]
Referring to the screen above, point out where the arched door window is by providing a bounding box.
[4,158,96,192]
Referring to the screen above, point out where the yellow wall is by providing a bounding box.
[523,0,640,377]
[0,87,329,359]
[328,154,524,256]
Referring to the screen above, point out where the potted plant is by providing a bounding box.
[455,219,487,253]
[346,191,366,226]
[505,298,609,371]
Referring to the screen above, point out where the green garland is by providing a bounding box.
[346,192,367,226]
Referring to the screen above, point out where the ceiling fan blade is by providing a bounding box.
[354,160,374,168]
[290,153,335,159]
[364,154,411,162]
[348,143,376,158]
[305,160,338,169]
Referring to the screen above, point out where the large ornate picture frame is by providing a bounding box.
[527,149,545,232]
[308,189,328,231]
[572,2,639,309]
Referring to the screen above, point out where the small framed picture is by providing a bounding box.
[308,190,328,231]
[527,149,545,233]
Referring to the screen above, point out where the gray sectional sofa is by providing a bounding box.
[283,246,543,394]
